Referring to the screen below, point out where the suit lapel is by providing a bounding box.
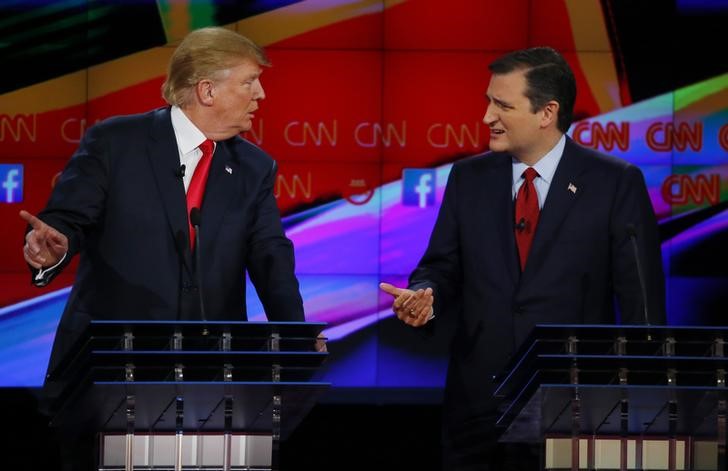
[483,155,519,284]
[523,137,587,278]
[199,140,240,255]
[147,107,193,271]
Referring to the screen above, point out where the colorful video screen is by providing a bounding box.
[0,1,726,396]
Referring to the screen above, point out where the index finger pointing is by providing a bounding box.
[379,282,404,297]
[19,210,45,230]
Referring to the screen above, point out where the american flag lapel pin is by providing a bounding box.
[568,182,577,194]
[225,165,233,175]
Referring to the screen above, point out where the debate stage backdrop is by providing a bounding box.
[0,0,726,399]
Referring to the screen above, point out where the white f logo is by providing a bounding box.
[2,169,19,203]
[414,173,433,208]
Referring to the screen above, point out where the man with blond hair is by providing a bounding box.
[22,28,307,428]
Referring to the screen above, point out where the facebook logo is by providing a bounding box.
[0,164,24,203]
[402,168,436,208]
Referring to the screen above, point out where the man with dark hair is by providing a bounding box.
[488,47,576,134]
[21,27,317,470]
[381,47,665,470]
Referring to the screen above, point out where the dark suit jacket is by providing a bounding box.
[409,137,665,422]
[38,107,304,385]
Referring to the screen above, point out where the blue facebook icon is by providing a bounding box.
[402,169,436,208]
[0,164,24,204]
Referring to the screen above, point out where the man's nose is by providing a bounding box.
[255,80,266,100]
[482,103,496,125]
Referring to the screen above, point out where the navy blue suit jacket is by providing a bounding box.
[39,107,304,381]
[410,137,666,421]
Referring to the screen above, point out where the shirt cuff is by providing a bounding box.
[32,252,68,287]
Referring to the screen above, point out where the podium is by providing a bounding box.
[494,325,728,470]
[48,320,329,471]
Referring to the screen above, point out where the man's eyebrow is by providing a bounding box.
[487,95,513,108]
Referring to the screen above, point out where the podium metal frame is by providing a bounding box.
[49,321,329,471]
[494,325,728,471]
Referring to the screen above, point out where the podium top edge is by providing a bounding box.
[87,321,327,337]
[539,383,728,391]
[495,324,728,391]
[530,324,728,337]
[534,324,728,331]
[90,321,326,326]
[93,380,332,386]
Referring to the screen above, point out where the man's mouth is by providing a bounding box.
[490,129,505,135]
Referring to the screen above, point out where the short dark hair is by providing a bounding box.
[489,47,576,133]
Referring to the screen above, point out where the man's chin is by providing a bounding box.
[487,140,507,152]
[237,123,253,135]
[240,119,254,132]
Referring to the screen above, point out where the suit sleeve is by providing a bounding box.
[409,164,463,318]
[610,164,666,325]
[29,124,110,284]
[246,160,305,322]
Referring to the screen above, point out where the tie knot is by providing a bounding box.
[199,139,214,158]
[522,167,538,183]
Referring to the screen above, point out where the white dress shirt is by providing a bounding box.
[170,105,216,193]
[511,134,566,209]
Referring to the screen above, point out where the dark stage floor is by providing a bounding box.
[0,389,443,470]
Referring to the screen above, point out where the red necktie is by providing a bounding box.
[186,139,214,249]
[514,167,540,271]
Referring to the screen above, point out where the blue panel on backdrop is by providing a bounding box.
[677,0,728,14]
[0,164,23,204]
[0,288,69,386]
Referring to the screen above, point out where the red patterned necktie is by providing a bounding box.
[186,139,215,250]
[514,167,540,271]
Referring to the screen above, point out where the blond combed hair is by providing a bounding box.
[162,27,270,107]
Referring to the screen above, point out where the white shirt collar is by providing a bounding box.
[170,105,208,155]
[512,134,566,185]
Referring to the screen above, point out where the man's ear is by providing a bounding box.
[540,100,560,129]
[195,79,215,106]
